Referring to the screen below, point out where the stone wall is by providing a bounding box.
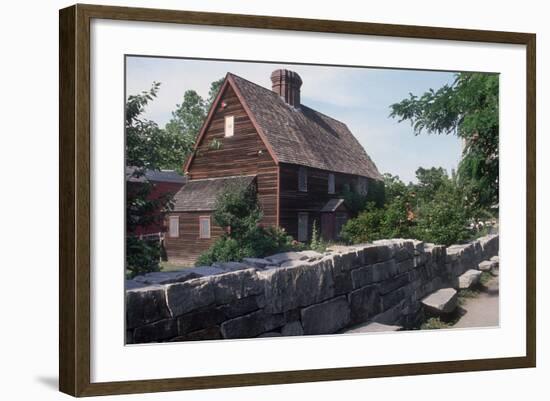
[126,234,499,344]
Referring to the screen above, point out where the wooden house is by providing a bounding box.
[165,69,383,265]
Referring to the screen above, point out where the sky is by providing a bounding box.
[126,56,462,184]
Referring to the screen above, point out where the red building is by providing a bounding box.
[165,69,383,265]
[126,168,186,237]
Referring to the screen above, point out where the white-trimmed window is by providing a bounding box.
[298,166,308,192]
[298,212,308,242]
[224,115,234,137]
[168,216,179,238]
[199,216,211,239]
[328,173,335,194]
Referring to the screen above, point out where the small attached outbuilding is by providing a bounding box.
[320,198,349,242]
[164,175,257,265]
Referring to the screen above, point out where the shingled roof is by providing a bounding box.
[172,175,256,212]
[229,73,383,180]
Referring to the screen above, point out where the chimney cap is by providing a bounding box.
[270,69,303,85]
[270,69,302,107]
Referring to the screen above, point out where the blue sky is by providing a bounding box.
[126,56,462,184]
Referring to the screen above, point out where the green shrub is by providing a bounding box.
[197,182,303,266]
[421,317,451,330]
[126,236,161,278]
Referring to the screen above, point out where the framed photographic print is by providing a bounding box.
[59,4,536,397]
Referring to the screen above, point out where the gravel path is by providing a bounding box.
[454,275,499,329]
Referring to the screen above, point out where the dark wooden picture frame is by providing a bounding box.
[59,3,536,397]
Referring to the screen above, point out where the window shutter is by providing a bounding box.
[169,216,179,238]
[298,167,308,192]
[224,115,234,137]
[328,173,335,194]
[199,216,211,239]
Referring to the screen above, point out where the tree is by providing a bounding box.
[206,77,225,109]
[390,73,499,213]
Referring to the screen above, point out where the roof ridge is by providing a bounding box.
[186,174,257,182]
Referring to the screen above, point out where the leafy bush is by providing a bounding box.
[196,182,302,266]
[342,169,478,246]
[126,236,161,278]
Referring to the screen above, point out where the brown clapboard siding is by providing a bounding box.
[279,163,361,239]
[186,85,278,227]
[163,212,225,265]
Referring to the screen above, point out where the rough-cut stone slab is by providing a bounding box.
[258,331,282,337]
[478,260,497,272]
[378,273,410,295]
[177,307,225,335]
[133,319,178,343]
[458,269,482,289]
[217,296,263,319]
[126,285,171,329]
[259,259,335,313]
[242,258,272,269]
[421,288,458,314]
[265,251,308,265]
[210,269,262,304]
[190,266,226,276]
[300,250,324,261]
[133,270,202,285]
[301,296,351,335]
[348,285,380,323]
[165,278,215,317]
[343,321,402,334]
[212,261,250,272]
[125,280,147,290]
[170,326,221,342]
[220,310,285,339]
[281,321,304,336]
[490,255,500,264]
[280,259,309,268]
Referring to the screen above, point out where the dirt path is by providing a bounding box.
[454,276,499,329]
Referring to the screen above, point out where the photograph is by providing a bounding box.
[124,57,500,344]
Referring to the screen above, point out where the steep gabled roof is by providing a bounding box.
[228,74,383,180]
[126,167,187,184]
[172,175,256,212]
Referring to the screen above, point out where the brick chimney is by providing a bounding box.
[270,69,302,108]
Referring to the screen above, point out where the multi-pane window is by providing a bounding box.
[199,216,211,239]
[298,212,309,242]
[328,173,335,194]
[168,216,179,238]
[298,166,308,192]
[224,115,234,137]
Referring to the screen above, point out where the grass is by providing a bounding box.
[457,288,480,306]
[159,261,193,272]
[480,271,493,286]
[421,317,452,330]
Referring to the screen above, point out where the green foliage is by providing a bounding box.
[125,78,224,275]
[310,220,327,253]
[342,169,481,246]
[390,72,499,212]
[206,77,225,109]
[342,184,368,217]
[126,82,195,171]
[126,236,161,278]
[421,317,452,330]
[480,271,493,286]
[212,182,262,239]
[197,182,302,265]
